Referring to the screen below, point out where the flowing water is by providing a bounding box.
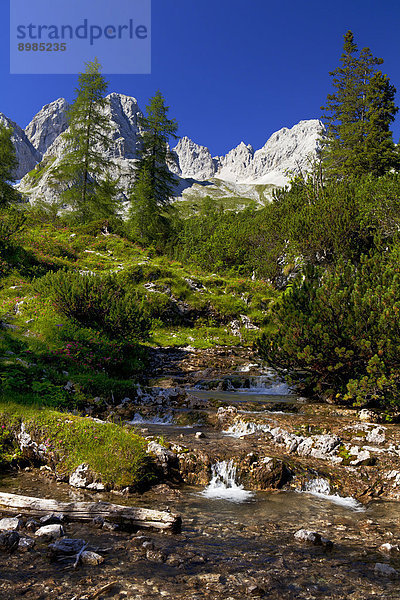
[200,460,254,502]
[2,367,400,599]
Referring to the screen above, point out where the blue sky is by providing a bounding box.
[1,0,400,155]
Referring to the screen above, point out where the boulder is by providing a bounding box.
[69,463,105,491]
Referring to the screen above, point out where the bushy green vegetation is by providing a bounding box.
[0,402,155,488]
[0,216,274,410]
[256,249,400,408]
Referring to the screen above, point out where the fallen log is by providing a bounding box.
[0,492,181,533]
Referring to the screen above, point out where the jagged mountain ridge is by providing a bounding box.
[8,93,323,203]
[0,113,40,180]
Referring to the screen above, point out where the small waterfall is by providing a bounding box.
[223,421,258,437]
[223,420,271,438]
[245,375,290,395]
[302,477,364,511]
[130,413,173,425]
[201,460,253,503]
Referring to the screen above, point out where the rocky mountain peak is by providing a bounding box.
[9,92,324,203]
[24,98,70,156]
[105,92,143,159]
[0,113,40,180]
[170,137,216,181]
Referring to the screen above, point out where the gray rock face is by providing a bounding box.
[170,137,216,180]
[173,119,323,186]
[24,98,70,155]
[106,92,143,158]
[215,142,254,181]
[13,91,323,203]
[0,113,40,180]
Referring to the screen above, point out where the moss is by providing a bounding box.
[0,402,156,489]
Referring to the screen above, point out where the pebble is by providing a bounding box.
[18,536,35,552]
[379,542,400,555]
[294,529,333,549]
[374,562,399,578]
[34,524,64,541]
[80,550,104,566]
[0,517,22,531]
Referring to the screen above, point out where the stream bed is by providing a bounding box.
[1,348,400,599]
[1,467,400,599]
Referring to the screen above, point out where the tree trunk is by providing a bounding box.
[0,492,181,533]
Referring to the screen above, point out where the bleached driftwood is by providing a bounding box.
[0,492,181,533]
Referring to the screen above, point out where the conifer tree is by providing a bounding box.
[135,91,178,207]
[129,92,177,246]
[0,124,19,206]
[52,58,118,221]
[321,31,399,177]
[129,168,170,245]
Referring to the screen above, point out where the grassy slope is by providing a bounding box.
[0,220,275,483]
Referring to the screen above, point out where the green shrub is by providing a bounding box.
[256,247,400,410]
[34,270,151,341]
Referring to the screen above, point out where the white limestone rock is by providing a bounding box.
[0,113,40,179]
[0,517,22,532]
[106,92,143,159]
[69,463,105,491]
[215,142,254,182]
[366,426,386,445]
[24,98,70,155]
[250,119,323,184]
[34,524,64,541]
[170,136,216,180]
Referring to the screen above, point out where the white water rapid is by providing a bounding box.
[302,477,365,511]
[201,460,254,503]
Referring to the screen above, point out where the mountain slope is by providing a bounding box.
[11,94,323,205]
[0,113,40,180]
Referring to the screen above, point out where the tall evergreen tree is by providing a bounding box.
[321,31,399,178]
[0,124,19,206]
[52,58,119,221]
[136,91,178,206]
[129,168,170,246]
[129,91,177,246]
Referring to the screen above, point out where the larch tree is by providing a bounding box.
[321,30,399,178]
[52,58,119,221]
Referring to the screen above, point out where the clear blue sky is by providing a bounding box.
[1,0,400,155]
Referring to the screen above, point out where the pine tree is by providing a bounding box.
[129,168,170,246]
[135,91,178,207]
[52,58,118,221]
[321,31,399,178]
[0,124,19,206]
[129,91,178,246]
